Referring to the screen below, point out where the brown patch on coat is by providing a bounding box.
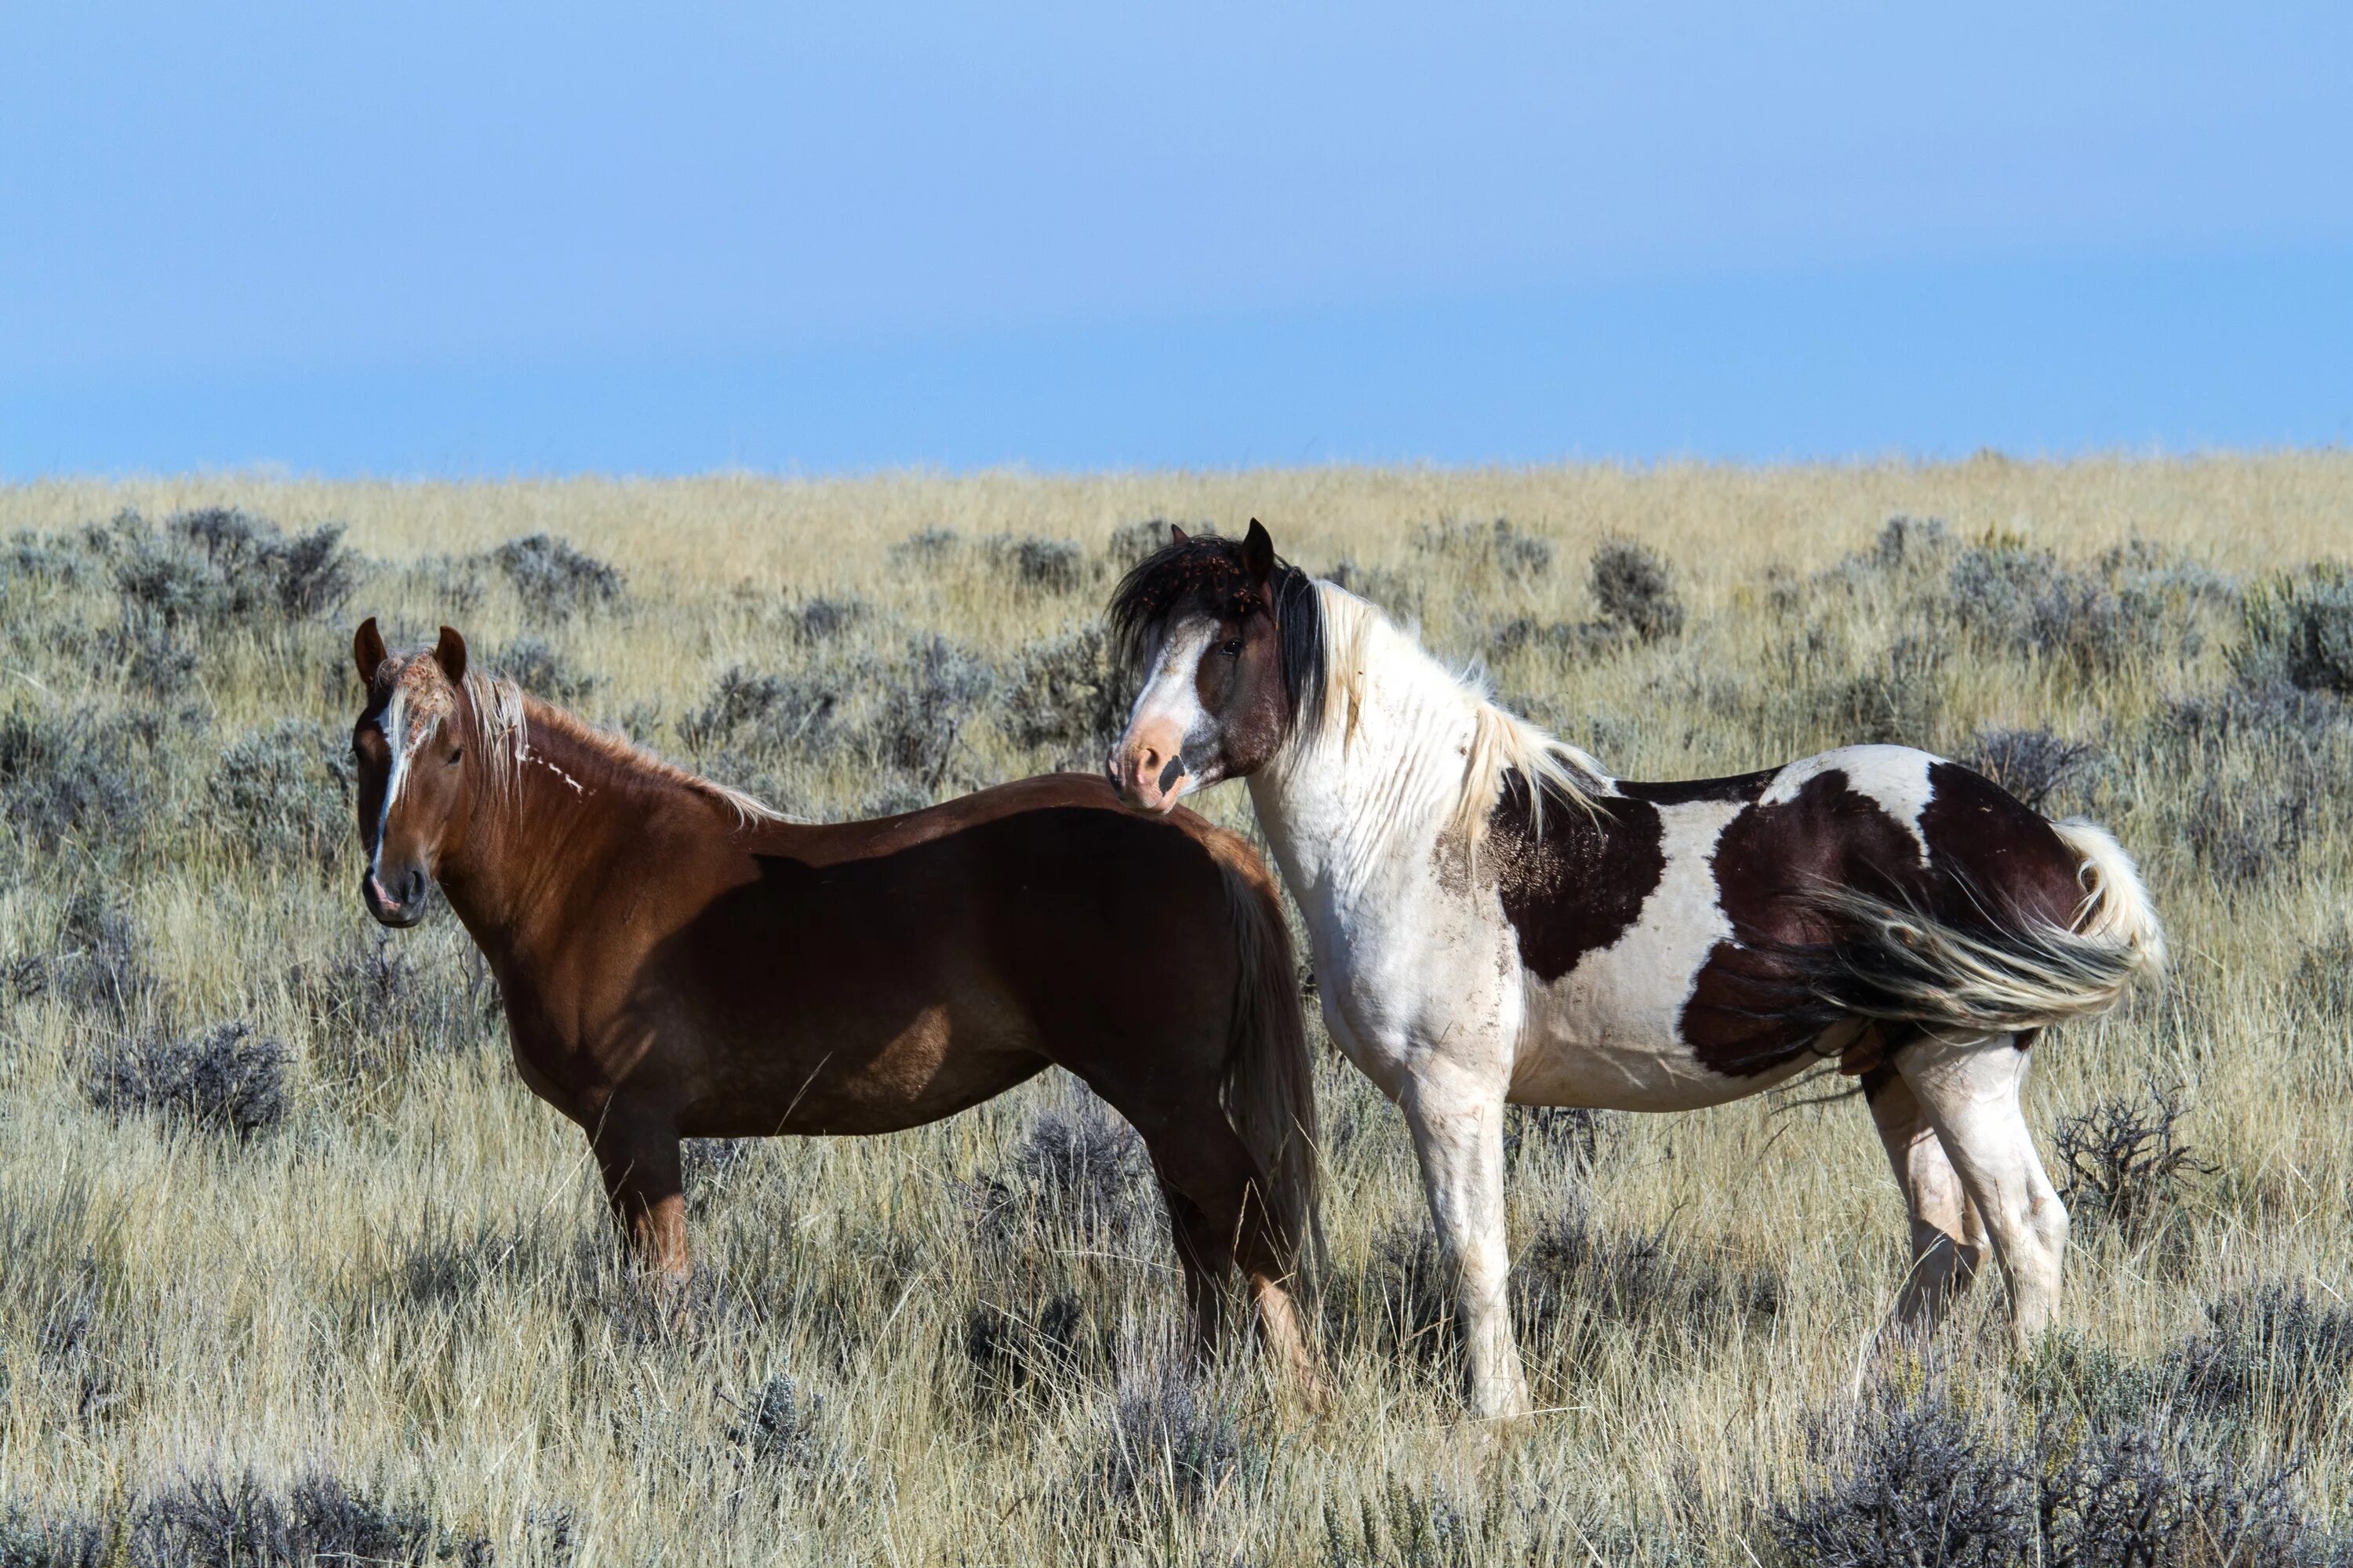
[1487,770,1667,983]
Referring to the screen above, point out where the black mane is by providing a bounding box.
[1107,533,1326,730]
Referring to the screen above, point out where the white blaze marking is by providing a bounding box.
[1762,744,1940,862]
[371,685,446,880]
[1126,619,1216,779]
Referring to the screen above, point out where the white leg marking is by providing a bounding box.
[1896,1034,2067,1348]
[1402,1068,1529,1418]
[1866,1070,1984,1330]
[1761,744,1941,861]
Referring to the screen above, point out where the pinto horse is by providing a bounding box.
[346,619,1322,1379]
[1106,522,2165,1417]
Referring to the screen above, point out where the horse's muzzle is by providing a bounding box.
[362,865,429,928]
[1106,738,1187,813]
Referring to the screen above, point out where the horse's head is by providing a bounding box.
[1106,519,1318,813]
[348,617,477,927]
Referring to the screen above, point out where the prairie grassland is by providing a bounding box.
[0,457,2349,1565]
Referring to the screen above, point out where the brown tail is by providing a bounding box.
[1211,849,1326,1298]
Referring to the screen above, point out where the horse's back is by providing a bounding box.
[649,773,1259,1135]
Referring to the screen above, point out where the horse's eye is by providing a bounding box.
[1220,639,1243,658]
[447,747,464,766]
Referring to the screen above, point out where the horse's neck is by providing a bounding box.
[438,719,635,954]
[1248,655,1476,922]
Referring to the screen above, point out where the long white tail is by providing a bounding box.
[2049,818,2168,977]
[1798,819,2164,1035]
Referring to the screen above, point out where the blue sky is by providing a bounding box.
[4,3,2349,475]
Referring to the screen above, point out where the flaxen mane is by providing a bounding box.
[376,651,786,828]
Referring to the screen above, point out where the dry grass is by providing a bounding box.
[1,456,2348,1564]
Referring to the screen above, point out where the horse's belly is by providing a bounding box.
[682,1001,1042,1137]
[1507,1021,1813,1110]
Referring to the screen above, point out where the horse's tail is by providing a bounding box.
[1798,819,2165,1035]
[1209,843,1326,1299]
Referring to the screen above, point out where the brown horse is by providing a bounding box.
[346,618,1322,1378]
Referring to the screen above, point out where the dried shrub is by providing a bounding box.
[0,707,149,851]
[1486,616,1623,664]
[2185,776,2309,886]
[2161,679,2348,749]
[1319,560,1422,628]
[853,636,995,794]
[1588,539,1685,642]
[678,665,844,766]
[1867,515,1953,571]
[2238,565,2353,696]
[1418,518,1554,580]
[395,554,489,617]
[125,1468,486,1568]
[170,508,359,620]
[1075,1346,1249,1517]
[207,719,351,864]
[489,534,623,621]
[726,1370,830,1475]
[0,1505,111,1567]
[487,635,599,706]
[1944,538,2179,675]
[1963,728,2099,813]
[965,1293,1091,1403]
[1107,518,1195,570]
[2293,927,2353,1019]
[966,1095,1155,1252]
[2052,1082,2214,1242]
[17,889,159,1024]
[1514,1199,1780,1344]
[100,508,357,646]
[4,526,89,585]
[782,595,867,645]
[1002,623,1124,762]
[85,1021,289,1141]
[1817,635,1944,746]
[1503,1105,1616,1176]
[889,526,961,562]
[1771,1384,2336,1568]
[995,536,1086,593]
[2172,1283,2353,1442]
[292,930,498,1084]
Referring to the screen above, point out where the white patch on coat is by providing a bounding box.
[1507,797,1813,1110]
[1762,744,1941,861]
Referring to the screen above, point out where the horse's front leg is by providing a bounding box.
[1402,1064,1529,1419]
[589,1110,690,1287]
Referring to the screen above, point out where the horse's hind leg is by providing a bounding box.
[1863,1064,1984,1333]
[1894,1033,2067,1350]
[1121,1096,1319,1390]
[1156,1176,1230,1359]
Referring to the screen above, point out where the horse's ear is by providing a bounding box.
[432,626,469,686]
[1170,524,1191,547]
[352,618,387,684]
[1242,518,1276,587]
